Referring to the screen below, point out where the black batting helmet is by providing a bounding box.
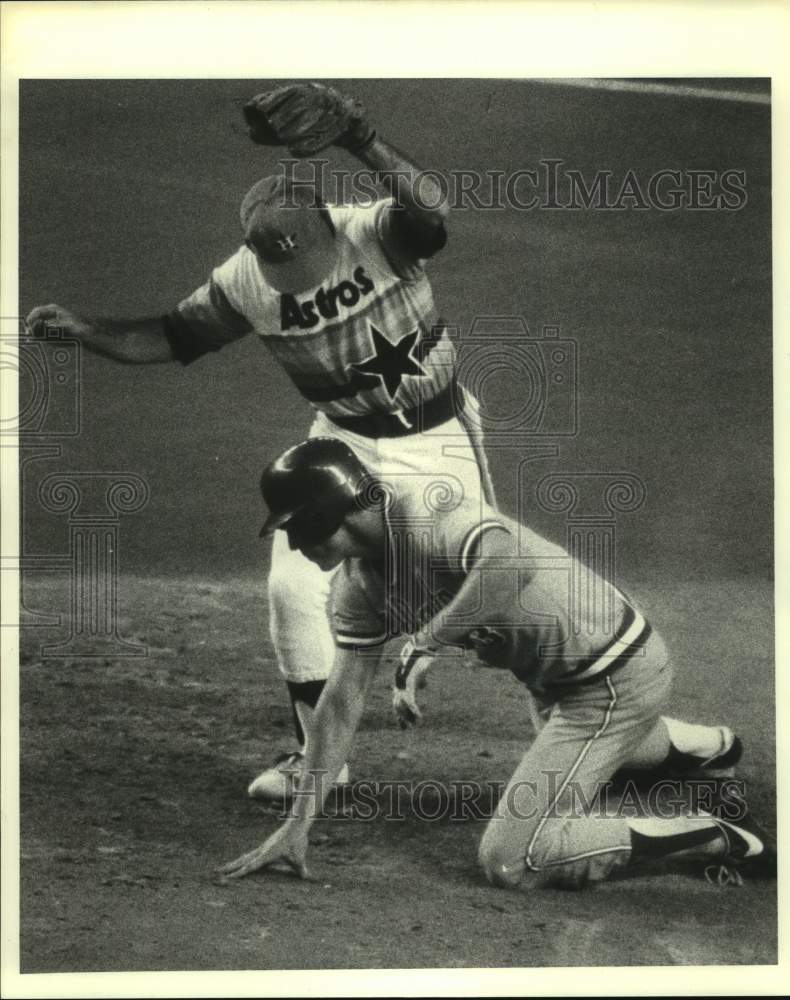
[259,437,371,547]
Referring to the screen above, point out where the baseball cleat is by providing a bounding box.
[247,750,350,802]
[702,789,776,882]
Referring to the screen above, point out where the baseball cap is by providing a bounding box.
[240,175,337,293]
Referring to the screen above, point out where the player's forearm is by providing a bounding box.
[26,305,174,364]
[289,650,375,827]
[290,694,359,824]
[79,317,175,364]
[354,135,449,228]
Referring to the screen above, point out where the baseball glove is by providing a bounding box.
[243,83,375,157]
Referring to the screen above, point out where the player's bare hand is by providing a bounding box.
[392,639,433,729]
[392,684,423,729]
[217,823,311,881]
[25,304,91,339]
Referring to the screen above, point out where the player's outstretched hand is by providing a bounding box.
[217,822,311,881]
[25,304,91,339]
[392,639,433,730]
[392,680,423,729]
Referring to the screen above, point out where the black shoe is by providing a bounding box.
[703,784,776,883]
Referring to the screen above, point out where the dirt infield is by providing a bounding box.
[19,573,775,971]
[15,76,775,974]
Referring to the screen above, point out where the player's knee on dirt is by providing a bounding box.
[478,841,524,889]
[480,817,629,891]
[478,824,531,889]
[479,826,567,890]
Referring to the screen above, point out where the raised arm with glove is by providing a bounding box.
[242,81,448,244]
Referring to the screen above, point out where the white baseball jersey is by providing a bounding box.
[166,199,456,418]
[333,489,652,693]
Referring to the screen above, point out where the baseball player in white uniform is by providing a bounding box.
[26,83,494,800]
[220,438,772,889]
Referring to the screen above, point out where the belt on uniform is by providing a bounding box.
[326,380,458,439]
[546,604,653,689]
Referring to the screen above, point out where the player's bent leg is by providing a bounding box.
[478,778,636,890]
[480,791,775,889]
[477,649,769,891]
[478,700,648,889]
[480,815,634,890]
[479,636,674,891]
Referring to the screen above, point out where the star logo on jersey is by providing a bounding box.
[351,326,428,400]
